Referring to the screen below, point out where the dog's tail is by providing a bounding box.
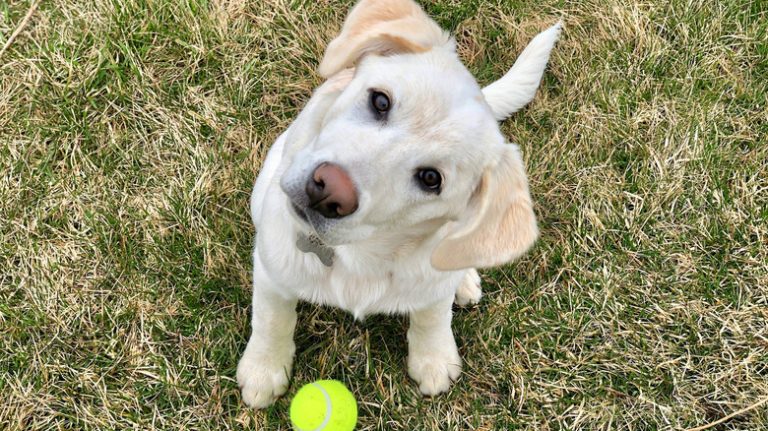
[482,21,562,121]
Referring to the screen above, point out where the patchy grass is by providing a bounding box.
[1,0,767,429]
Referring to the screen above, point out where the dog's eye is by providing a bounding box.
[370,91,391,114]
[415,168,442,194]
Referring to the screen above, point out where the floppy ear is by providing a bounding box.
[482,22,562,121]
[431,145,538,271]
[318,0,450,78]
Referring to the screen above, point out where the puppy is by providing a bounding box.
[237,0,560,408]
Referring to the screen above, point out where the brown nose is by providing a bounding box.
[305,162,358,219]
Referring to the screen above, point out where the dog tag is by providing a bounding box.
[296,232,334,267]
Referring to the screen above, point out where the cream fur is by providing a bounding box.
[318,0,450,77]
[431,145,539,271]
[237,0,559,408]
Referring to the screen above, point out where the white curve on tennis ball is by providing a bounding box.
[297,383,332,431]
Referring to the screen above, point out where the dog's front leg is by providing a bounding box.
[407,296,462,395]
[237,283,298,409]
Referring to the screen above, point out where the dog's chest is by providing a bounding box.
[255,211,459,317]
[293,249,455,319]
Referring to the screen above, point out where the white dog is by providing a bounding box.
[237,0,560,408]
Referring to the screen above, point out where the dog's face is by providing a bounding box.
[282,51,500,242]
[280,0,560,271]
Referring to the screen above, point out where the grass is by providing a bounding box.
[1,0,766,429]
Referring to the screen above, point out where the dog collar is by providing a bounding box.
[296,232,334,267]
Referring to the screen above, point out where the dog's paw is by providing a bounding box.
[236,351,292,409]
[454,268,482,306]
[407,348,462,396]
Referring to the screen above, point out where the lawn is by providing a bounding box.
[1,0,767,429]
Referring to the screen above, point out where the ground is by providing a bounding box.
[1,0,767,430]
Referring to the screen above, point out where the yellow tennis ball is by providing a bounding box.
[289,380,357,431]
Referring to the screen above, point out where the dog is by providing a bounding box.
[236,0,560,408]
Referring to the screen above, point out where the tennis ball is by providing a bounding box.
[289,380,357,431]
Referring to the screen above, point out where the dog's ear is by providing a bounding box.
[318,0,449,78]
[482,22,562,121]
[431,145,538,271]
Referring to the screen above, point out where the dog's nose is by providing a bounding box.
[305,162,358,219]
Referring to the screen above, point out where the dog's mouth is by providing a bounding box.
[290,201,343,245]
[291,202,309,223]
[291,202,339,245]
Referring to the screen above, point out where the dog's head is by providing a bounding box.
[280,0,560,271]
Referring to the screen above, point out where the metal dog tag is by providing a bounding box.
[296,232,334,267]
